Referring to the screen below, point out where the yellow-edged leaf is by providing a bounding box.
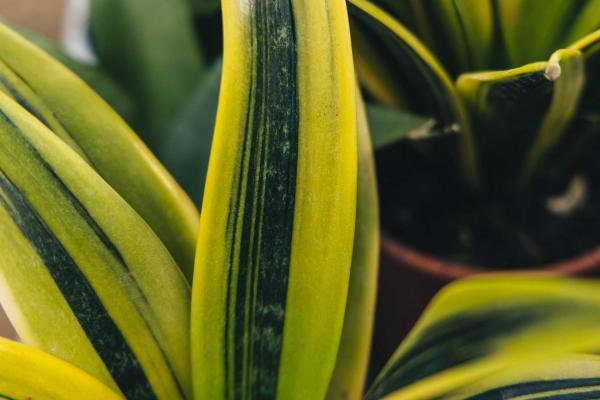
[326,89,380,400]
[0,338,123,400]
[191,0,358,399]
[365,276,600,400]
[0,91,190,399]
[0,23,198,280]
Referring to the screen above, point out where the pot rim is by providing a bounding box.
[381,233,600,280]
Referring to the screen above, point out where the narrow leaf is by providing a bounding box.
[191,1,358,399]
[365,276,600,400]
[348,0,478,187]
[326,90,380,400]
[90,0,204,147]
[0,92,191,399]
[0,338,122,400]
[0,24,199,279]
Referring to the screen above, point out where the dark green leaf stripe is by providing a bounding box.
[366,305,549,399]
[468,378,600,400]
[0,111,186,399]
[365,278,600,399]
[0,24,199,280]
[0,169,155,399]
[223,1,298,399]
[0,59,89,162]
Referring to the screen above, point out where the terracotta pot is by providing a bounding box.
[369,233,600,378]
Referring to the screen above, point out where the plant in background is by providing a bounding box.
[349,0,600,268]
[1,1,600,400]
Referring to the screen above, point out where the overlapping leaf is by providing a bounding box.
[0,24,198,279]
[0,91,190,399]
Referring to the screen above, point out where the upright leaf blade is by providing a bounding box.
[0,24,199,279]
[0,338,122,400]
[0,92,191,399]
[326,90,380,400]
[191,0,358,399]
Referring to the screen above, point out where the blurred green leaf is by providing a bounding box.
[159,59,221,206]
[90,0,204,149]
[497,0,588,67]
[189,0,220,15]
[367,104,436,150]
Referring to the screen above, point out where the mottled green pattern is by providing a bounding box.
[223,1,299,399]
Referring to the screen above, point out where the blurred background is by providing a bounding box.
[0,0,70,340]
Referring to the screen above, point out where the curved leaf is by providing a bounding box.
[366,276,600,400]
[347,0,478,186]
[0,23,199,280]
[0,338,122,400]
[0,92,190,399]
[443,354,600,400]
[191,0,358,399]
[456,49,585,189]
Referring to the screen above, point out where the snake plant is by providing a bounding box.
[350,0,600,191]
[0,1,600,400]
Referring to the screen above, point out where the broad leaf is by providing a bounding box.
[191,1,358,399]
[0,338,121,399]
[0,24,199,279]
[366,276,600,400]
[0,92,190,399]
